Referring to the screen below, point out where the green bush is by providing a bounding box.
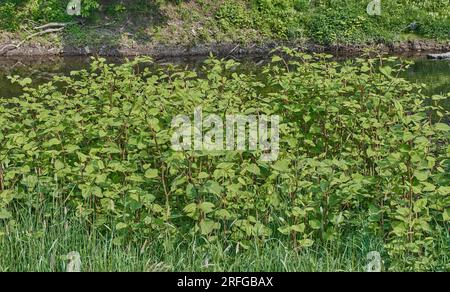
[1,52,448,270]
[417,15,450,39]
[306,0,450,43]
[0,0,99,31]
[214,0,450,42]
[293,0,309,11]
[306,2,391,44]
[29,0,72,23]
[214,0,304,39]
[215,2,253,30]
[251,0,304,38]
[0,2,19,31]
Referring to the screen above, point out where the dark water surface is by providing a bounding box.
[0,54,449,112]
[403,58,450,114]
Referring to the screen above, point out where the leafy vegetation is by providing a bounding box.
[1,0,449,45]
[0,51,448,271]
[0,206,390,272]
[0,0,71,30]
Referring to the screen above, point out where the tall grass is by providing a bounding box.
[1,205,448,272]
[0,205,379,272]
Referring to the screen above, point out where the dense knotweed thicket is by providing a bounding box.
[0,50,449,271]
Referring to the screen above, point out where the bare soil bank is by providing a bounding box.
[1,35,450,58]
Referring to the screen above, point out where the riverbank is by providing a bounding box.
[1,33,450,58]
[1,0,450,58]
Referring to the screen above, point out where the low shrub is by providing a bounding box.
[0,2,19,31]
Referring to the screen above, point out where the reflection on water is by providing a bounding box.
[0,55,449,113]
[0,57,115,98]
[405,58,450,96]
[403,59,450,117]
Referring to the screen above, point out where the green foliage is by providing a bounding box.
[0,0,71,30]
[1,207,413,272]
[306,3,387,44]
[305,0,450,43]
[80,0,100,17]
[251,0,304,38]
[31,0,72,23]
[417,15,450,40]
[0,2,19,31]
[214,0,450,43]
[213,0,304,39]
[0,0,449,44]
[215,2,252,30]
[0,51,448,270]
[0,0,98,30]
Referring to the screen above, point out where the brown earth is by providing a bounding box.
[1,32,450,58]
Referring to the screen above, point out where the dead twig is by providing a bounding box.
[226,44,240,57]
[0,26,65,56]
[34,22,75,30]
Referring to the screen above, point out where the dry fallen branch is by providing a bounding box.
[34,22,75,30]
[0,24,68,56]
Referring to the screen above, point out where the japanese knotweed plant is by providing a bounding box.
[0,49,448,270]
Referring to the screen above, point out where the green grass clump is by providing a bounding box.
[1,206,448,271]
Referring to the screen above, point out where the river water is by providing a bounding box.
[0,55,449,113]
